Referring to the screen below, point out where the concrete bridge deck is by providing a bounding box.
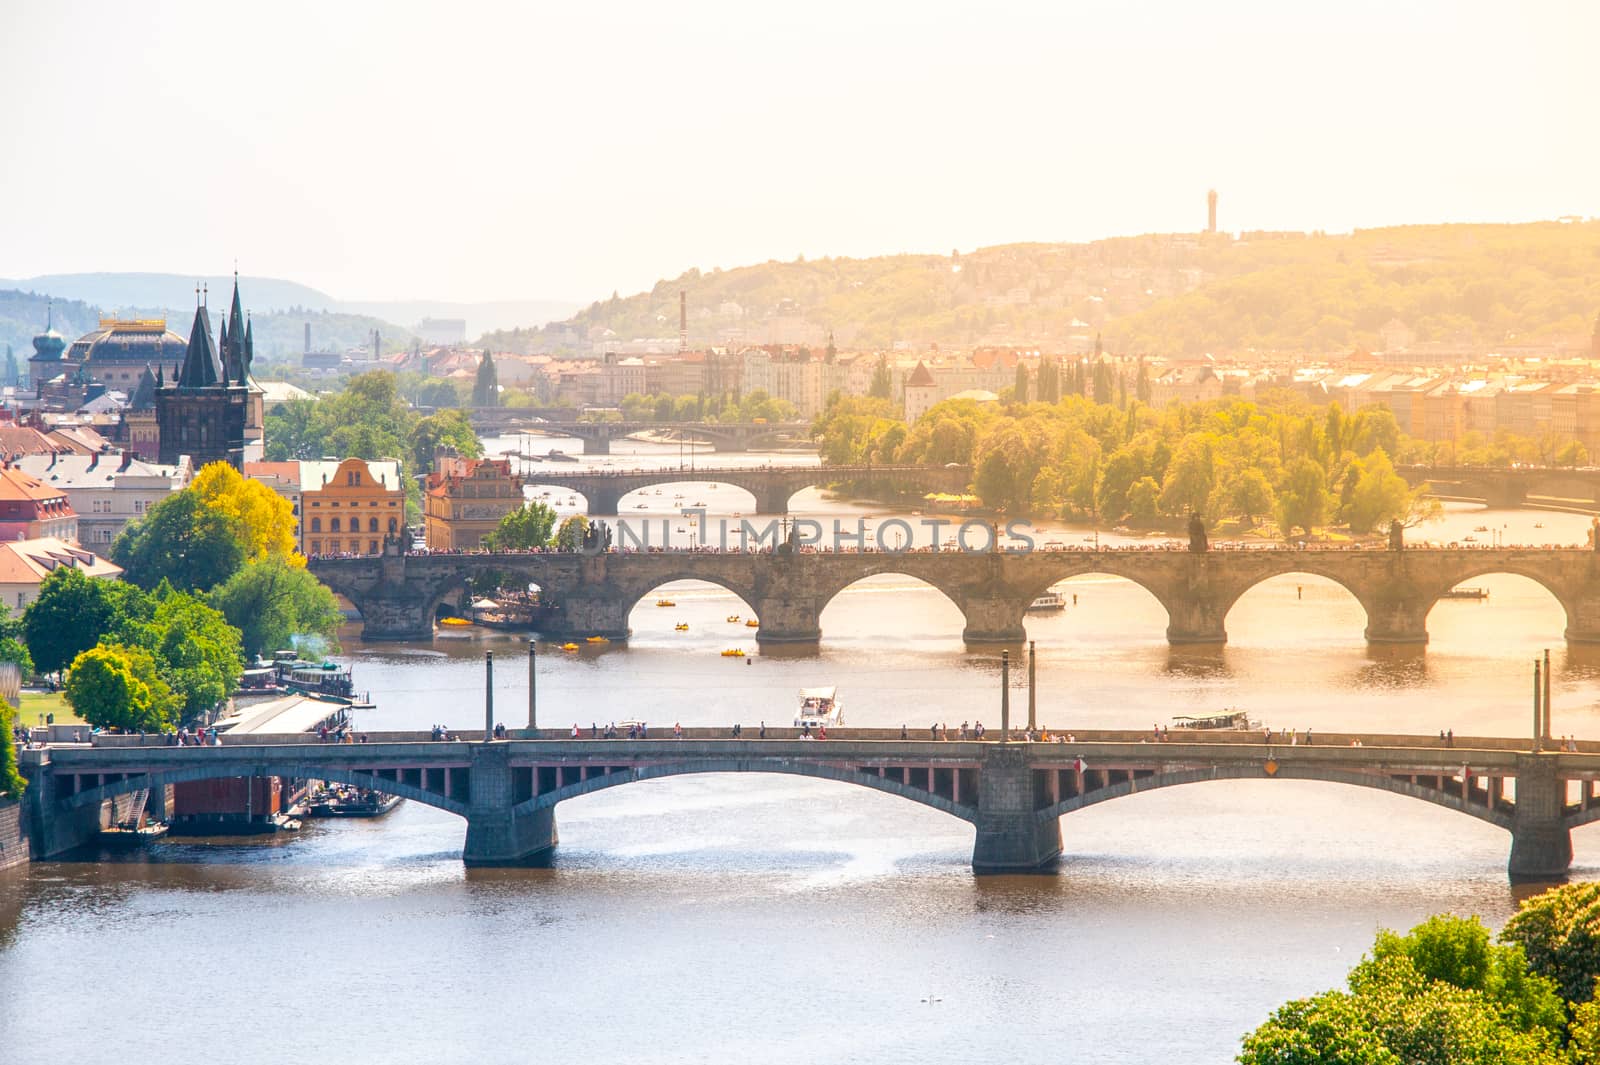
[18,730,1595,880]
[470,412,812,454]
[309,543,1600,646]
[521,463,972,515]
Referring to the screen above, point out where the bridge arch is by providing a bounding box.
[511,759,978,824]
[60,762,471,818]
[1035,764,1514,831]
[1015,567,1176,644]
[815,568,972,642]
[1421,567,1576,642]
[1220,570,1373,646]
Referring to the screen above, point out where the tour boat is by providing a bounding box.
[1473,525,1489,532]
[721,648,746,658]
[794,686,844,729]
[98,821,170,850]
[1440,587,1489,600]
[306,786,404,818]
[1172,709,1254,730]
[1027,591,1066,613]
[1463,535,1478,543]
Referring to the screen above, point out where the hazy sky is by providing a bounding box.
[2,0,1595,305]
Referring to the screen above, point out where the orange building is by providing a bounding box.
[424,457,523,550]
[300,457,405,557]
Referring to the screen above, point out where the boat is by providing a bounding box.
[305,786,403,818]
[726,614,741,623]
[98,821,170,850]
[794,685,844,728]
[439,616,473,627]
[674,623,689,631]
[1535,522,1545,529]
[560,642,580,652]
[1440,587,1489,600]
[1027,591,1066,613]
[586,636,610,644]
[1172,709,1254,730]
[721,648,746,658]
[745,619,759,628]
[1463,535,1478,543]
[546,449,579,463]
[635,503,650,509]
[692,500,706,507]
[656,599,676,607]
[274,656,360,700]
[1473,525,1489,532]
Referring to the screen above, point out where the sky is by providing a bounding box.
[1,0,1596,306]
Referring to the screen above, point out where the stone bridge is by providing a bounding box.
[308,544,1600,645]
[1400,465,1600,511]
[522,464,972,516]
[19,732,1597,879]
[469,410,812,454]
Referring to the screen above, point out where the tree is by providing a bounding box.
[64,644,179,733]
[1344,448,1413,535]
[114,585,243,723]
[111,490,248,592]
[1158,435,1217,518]
[1501,881,1600,1005]
[1135,359,1151,403]
[411,408,483,473]
[190,462,299,563]
[0,603,33,678]
[868,355,892,400]
[3,343,17,388]
[554,515,590,551]
[23,566,144,674]
[1226,468,1277,528]
[1013,362,1029,404]
[1126,476,1161,523]
[1092,358,1113,405]
[1276,457,1332,538]
[209,557,344,660]
[472,350,499,407]
[484,502,559,551]
[0,699,23,796]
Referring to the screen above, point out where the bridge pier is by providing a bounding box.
[1509,755,1571,881]
[1363,599,1430,644]
[972,746,1060,872]
[1484,478,1527,509]
[462,744,558,866]
[961,597,1027,644]
[751,486,791,516]
[585,485,624,517]
[545,594,632,641]
[1164,598,1227,645]
[753,596,822,643]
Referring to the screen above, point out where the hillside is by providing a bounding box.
[485,221,1600,357]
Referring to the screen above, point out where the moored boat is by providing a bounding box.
[794,686,844,728]
[1027,591,1066,612]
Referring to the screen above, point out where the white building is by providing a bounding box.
[14,451,190,550]
[0,537,122,611]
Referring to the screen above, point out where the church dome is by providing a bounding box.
[31,326,65,361]
[68,318,189,366]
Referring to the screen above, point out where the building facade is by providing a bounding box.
[0,537,121,611]
[423,456,522,550]
[0,465,77,542]
[300,457,405,557]
[14,451,189,549]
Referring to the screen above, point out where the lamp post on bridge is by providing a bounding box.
[528,640,537,734]
[1000,649,1010,742]
[1028,640,1037,733]
[484,650,495,742]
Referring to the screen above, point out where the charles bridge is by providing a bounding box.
[17,728,1597,880]
[308,543,1600,646]
[466,408,811,454]
[521,463,972,516]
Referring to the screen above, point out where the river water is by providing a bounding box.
[4,439,1599,1064]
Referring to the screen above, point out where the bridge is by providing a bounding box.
[308,543,1600,645]
[522,464,972,516]
[469,409,812,454]
[1400,465,1600,512]
[18,729,1593,880]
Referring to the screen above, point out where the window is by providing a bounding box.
[16,593,23,608]
[368,517,378,533]
[388,518,397,533]
[310,517,321,533]
[348,470,362,487]
[310,540,321,554]
[331,518,341,532]
[368,540,378,554]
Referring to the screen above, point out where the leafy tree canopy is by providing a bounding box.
[23,566,147,674]
[191,462,301,564]
[110,489,247,592]
[209,557,345,660]
[484,501,558,551]
[64,644,179,733]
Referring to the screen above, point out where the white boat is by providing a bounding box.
[794,686,844,729]
[1027,591,1066,613]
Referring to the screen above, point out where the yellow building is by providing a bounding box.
[300,457,404,557]
[424,457,522,550]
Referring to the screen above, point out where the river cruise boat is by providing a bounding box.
[1439,587,1489,600]
[794,686,844,729]
[272,653,358,700]
[305,786,403,818]
[1027,591,1066,612]
[1172,709,1255,730]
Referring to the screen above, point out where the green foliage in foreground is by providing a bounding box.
[483,502,558,551]
[63,644,179,733]
[0,699,24,797]
[1238,890,1600,1064]
[209,557,344,660]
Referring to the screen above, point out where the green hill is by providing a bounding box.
[489,221,1600,356]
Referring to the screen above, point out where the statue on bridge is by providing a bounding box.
[1187,512,1208,553]
[581,520,613,553]
[1388,519,1405,552]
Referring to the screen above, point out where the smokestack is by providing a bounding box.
[1207,189,1218,234]
[679,290,687,354]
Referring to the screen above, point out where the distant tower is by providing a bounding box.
[679,290,688,354]
[1207,189,1218,234]
[304,322,311,354]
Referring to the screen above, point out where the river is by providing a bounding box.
[3,439,1598,1064]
